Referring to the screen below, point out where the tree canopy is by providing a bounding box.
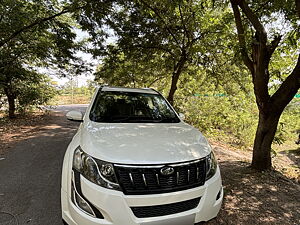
[94,0,236,104]
[0,0,80,117]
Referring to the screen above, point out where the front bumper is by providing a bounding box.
[61,166,223,225]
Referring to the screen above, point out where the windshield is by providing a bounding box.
[89,91,180,123]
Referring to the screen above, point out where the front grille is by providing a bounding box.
[131,197,201,218]
[114,159,206,195]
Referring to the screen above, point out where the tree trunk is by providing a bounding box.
[167,72,180,106]
[7,94,16,118]
[4,87,16,119]
[296,0,300,17]
[252,111,280,170]
[167,54,187,105]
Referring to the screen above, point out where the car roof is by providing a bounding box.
[100,86,159,94]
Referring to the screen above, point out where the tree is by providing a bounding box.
[0,0,79,118]
[230,0,300,170]
[95,0,229,105]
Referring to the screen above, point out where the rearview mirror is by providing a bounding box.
[66,111,83,122]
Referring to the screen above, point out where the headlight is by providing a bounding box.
[206,151,217,180]
[73,146,120,190]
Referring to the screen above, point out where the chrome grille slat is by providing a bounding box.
[129,173,134,185]
[156,174,160,185]
[142,174,147,187]
[114,159,206,195]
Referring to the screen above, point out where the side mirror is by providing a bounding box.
[179,113,185,120]
[66,111,83,122]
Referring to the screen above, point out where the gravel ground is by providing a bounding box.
[204,144,300,225]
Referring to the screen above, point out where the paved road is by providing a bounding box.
[0,105,87,225]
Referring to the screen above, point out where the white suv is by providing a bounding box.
[61,86,223,225]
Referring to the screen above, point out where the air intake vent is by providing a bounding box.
[131,197,201,218]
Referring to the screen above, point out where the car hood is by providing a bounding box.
[80,121,211,165]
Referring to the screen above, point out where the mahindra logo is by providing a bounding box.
[160,166,175,176]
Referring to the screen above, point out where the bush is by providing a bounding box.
[16,77,57,113]
[174,89,299,150]
[276,99,300,143]
[176,93,258,148]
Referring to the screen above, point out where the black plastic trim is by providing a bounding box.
[73,169,104,219]
[131,197,201,218]
[216,188,222,200]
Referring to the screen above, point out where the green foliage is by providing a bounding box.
[94,0,234,102]
[17,76,57,113]
[174,82,299,149]
[0,0,81,117]
[276,98,300,143]
[179,94,258,147]
[95,47,169,88]
[172,69,259,147]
